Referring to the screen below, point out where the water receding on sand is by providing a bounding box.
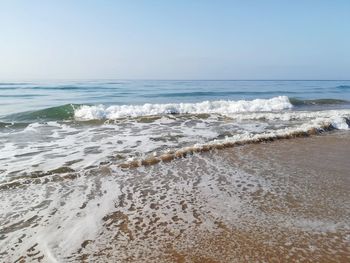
[1,133,349,262]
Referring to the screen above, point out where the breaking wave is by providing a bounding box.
[2,96,349,123]
[74,96,293,120]
[3,104,78,122]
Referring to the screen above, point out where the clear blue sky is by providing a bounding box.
[1,0,349,80]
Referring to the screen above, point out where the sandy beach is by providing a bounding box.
[74,132,350,262]
[3,132,348,262]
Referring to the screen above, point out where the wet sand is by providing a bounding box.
[78,132,350,262]
[2,132,350,262]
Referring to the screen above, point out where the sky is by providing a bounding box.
[0,0,350,80]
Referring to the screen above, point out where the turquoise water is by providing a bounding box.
[1,80,350,118]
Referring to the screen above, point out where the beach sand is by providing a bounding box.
[4,132,350,262]
[72,132,349,262]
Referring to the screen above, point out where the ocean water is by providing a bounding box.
[1,80,350,115]
[0,80,350,181]
[1,80,350,261]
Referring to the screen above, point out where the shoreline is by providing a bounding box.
[1,132,349,262]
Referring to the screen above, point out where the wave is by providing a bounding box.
[142,91,299,98]
[0,121,11,128]
[336,85,350,90]
[2,112,348,188]
[117,117,350,169]
[4,104,78,122]
[0,94,47,98]
[289,98,349,106]
[0,85,123,91]
[29,86,120,91]
[74,96,293,120]
[3,96,350,123]
[0,82,30,86]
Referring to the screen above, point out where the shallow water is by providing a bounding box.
[0,80,350,183]
[1,133,349,262]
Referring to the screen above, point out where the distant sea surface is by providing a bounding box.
[1,80,350,116]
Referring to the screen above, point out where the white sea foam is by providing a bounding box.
[226,109,350,123]
[331,116,350,130]
[74,96,293,120]
[0,173,120,261]
[1,107,350,261]
[0,108,349,182]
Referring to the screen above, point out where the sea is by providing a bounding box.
[1,80,350,261]
[0,80,349,179]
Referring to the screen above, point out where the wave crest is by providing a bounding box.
[74,96,293,120]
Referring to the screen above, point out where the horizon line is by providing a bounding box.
[1,79,350,82]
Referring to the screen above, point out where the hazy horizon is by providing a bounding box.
[2,78,350,82]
